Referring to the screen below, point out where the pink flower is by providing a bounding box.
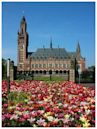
[36,118,46,126]
[23,114,30,119]
[3,103,8,108]
[19,117,25,122]
[2,80,95,127]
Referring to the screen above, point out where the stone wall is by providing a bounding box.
[69,69,75,82]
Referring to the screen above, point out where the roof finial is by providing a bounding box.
[50,37,52,49]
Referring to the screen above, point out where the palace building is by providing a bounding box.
[17,16,85,81]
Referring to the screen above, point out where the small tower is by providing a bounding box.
[50,37,52,49]
[17,16,29,71]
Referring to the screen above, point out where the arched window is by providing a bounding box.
[36,70,38,74]
[56,70,58,74]
[44,70,46,74]
[40,70,42,74]
[60,70,62,73]
[64,70,66,73]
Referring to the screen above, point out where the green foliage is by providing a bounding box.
[8,91,30,105]
[2,58,7,79]
[76,65,95,83]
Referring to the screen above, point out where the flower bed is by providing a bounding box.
[2,80,95,127]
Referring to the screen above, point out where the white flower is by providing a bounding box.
[38,110,44,114]
[63,104,68,108]
[53,118,59,123]
[47,116,54,121]
[85,109,91,115]
[28,117,35,124]
[10,114,19,120]
[70,117,74,121]
[68,94,72,100]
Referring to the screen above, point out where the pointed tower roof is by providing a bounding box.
[50,37,52,49]
[22,16,26,21]
[21,16,26,24]
[76,41,81,54]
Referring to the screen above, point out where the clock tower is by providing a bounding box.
[17,16,29,71]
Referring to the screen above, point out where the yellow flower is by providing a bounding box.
[44,96,52,102]
[24,99,29,102]
[44,98,48,102]
[80,115,89,123]
[64,114,70,119]
[33,124,37,127]
[84,106,88,110]
[87,97,91,101]
[83,121,90,127]
[14,111,22,115]
[8,106,16,110]
[44,112,52,118]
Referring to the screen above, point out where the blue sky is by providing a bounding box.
[2,2,95,67]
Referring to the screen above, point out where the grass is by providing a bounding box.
[16,76,67,82]
[33,76,66,82]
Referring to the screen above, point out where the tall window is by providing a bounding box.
[49,64,52,67]
[32,64,34,68]
[55,64,58,68]
[39,64,42,68]
[35,64,38,68]
[43,64,46,68]
[63,64,66,68]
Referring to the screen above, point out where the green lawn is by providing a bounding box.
[33,76,65,81]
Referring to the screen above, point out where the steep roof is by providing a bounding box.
[68,52,77,58]
[28,47,84,60]
[30,48,70,60]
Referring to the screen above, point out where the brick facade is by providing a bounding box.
[17,17,85,81]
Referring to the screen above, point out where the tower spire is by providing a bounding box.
[76,41,81,54]
[20,16,27,34]
[50,37,52,49]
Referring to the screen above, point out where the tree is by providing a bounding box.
[2,58,7,79]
